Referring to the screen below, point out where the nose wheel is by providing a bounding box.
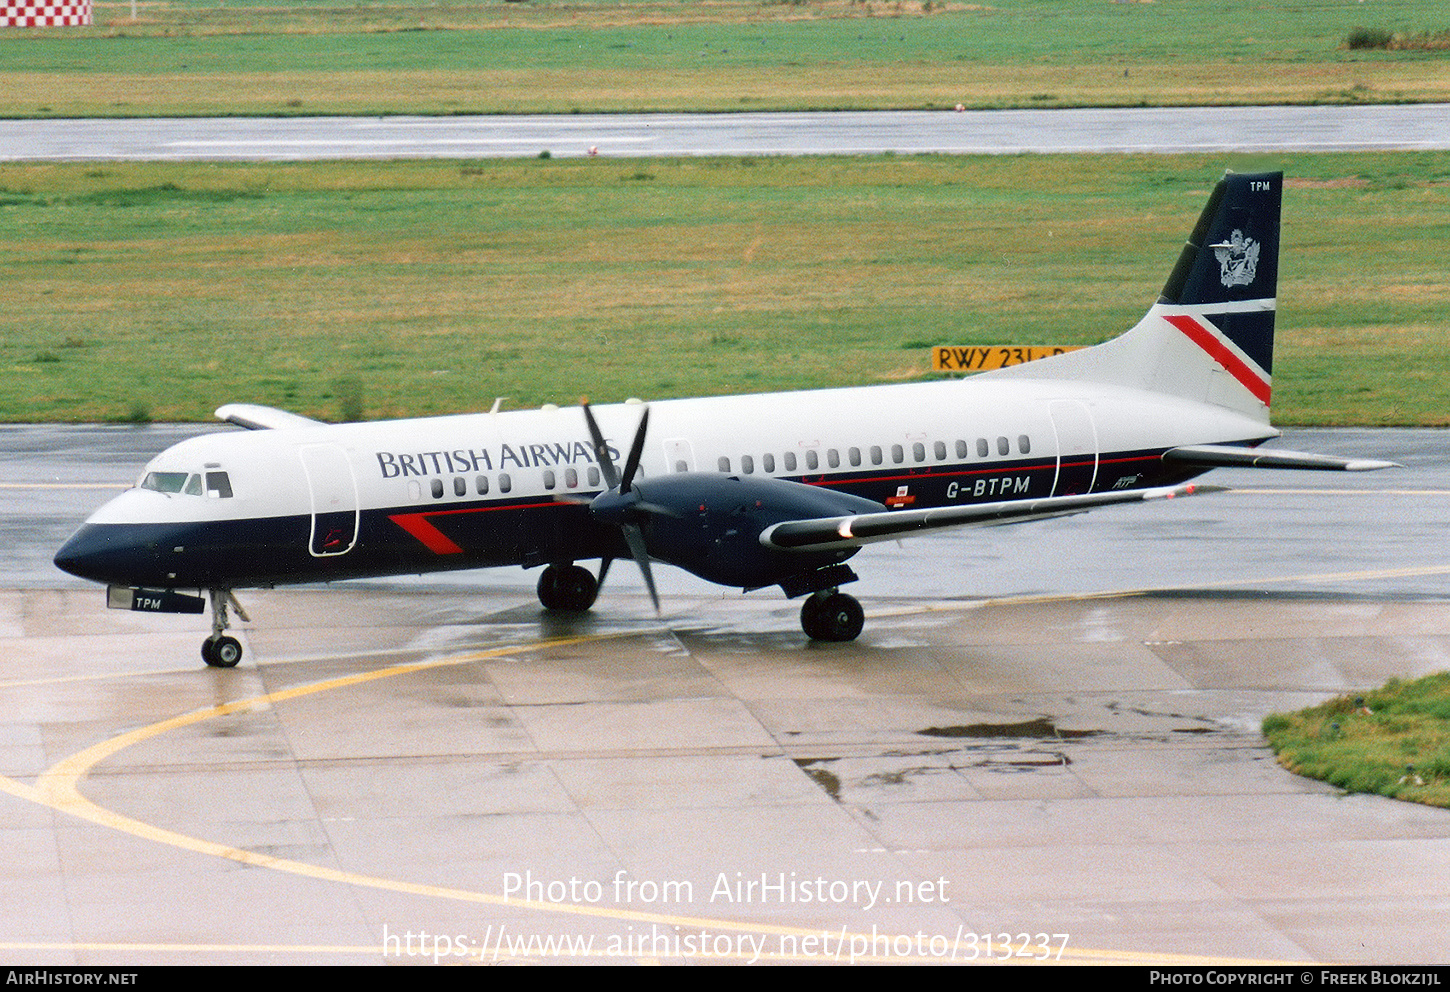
[203,635,243,668]
[201,589,249,668]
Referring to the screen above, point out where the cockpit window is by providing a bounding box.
[140,471,190,494]
[139,470,234,498]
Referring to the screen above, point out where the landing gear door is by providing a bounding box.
[1049,399,1099,497]
[300,444,359,556]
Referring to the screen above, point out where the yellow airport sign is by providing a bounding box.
[932,346,1084,372]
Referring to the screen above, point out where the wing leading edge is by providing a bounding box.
[215,403,327,431]
[1162,445,1400,472]
[759,483,1219,553]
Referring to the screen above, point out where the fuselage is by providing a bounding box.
[54,374,1274,592]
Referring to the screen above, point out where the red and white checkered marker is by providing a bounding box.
[2,0,92,25]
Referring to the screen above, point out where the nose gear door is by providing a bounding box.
[299,444,359,556]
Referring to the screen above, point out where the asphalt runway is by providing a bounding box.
[4,104,1450,161]
[3,424,1450,964]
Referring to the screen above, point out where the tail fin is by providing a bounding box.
[987,170,1282,423]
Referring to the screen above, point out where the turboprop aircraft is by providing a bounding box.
[55,170,1396,667]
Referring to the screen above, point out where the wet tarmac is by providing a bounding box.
[2,425,1449,964]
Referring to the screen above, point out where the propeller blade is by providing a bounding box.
[621,525,660,615]
[581,402,620,490]
[619,406,650,494]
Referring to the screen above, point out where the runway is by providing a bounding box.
[4,425,1450,964]
[4,104,1450,161]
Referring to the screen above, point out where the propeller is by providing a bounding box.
[582,402,662,614]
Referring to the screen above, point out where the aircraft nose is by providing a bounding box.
[54,523,155,585]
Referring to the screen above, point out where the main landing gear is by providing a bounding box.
[799,590,864,642]
[536,562,865,642]
[201,589,249,668]
[536,562,601,612]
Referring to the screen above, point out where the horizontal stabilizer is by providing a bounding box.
[759,484,1217,553]
[1163,445,1400,472]
[215,403,326,431]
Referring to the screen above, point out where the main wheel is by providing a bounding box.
[800,592,864,642]
[537,563,599,612]
[203,635,243,668]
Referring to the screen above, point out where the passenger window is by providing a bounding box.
[587,466,600,487]
[565,467,578,488]
[741,455,754,474]
[453,477,467,497]
[674,460,688,473]
[476,475,489,495]
[912,442,926,463]
[431,479,444,499]
[784,452,797,472]
[956,439,968,459]
[205,471,233,498]
[827,449,839,469]
[848,447,861,467]
[891,444,904,464]
[805,450,818,470]
[763,453,776,473]
[934,441,946,460]
[718,456,731,472]
[543,470,556,490]
[870,446,882,466]
[977,438,989,458]
[998,436,1010,456]
[499,473,512,493]
[1019,435,1032,454]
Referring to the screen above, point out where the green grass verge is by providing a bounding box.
[1264,673,1450,810]
[3,0,1449,117]
[2,151,1447,424]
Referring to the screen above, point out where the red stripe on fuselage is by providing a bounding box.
[1162,313,1271,406]
[388,501,570,555]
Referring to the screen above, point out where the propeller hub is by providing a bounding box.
[589,487,642,526]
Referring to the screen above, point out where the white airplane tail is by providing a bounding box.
[988,170,1282,424]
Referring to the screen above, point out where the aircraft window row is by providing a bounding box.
[706,435,1034,476]
[422,465,604,500]
[140,470,233,498]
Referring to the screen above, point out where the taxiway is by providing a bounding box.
[3,426,1448,964]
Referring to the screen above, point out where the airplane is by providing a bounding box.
[54,170,1397,667]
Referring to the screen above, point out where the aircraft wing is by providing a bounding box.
[1162,445,1400,472]
[759,483,1217,553]
[215,403,327,431]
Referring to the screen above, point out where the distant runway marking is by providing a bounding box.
[0,482,126,489]
[1227,486,1450,496]
[0,626,1297,966]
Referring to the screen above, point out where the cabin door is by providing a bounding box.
[1049,400,1099,497]
[300,444,359,556]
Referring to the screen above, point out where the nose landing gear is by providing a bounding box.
[201,589,250,668]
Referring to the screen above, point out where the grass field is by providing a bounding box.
[2,151,1446,424]
[3,0,1449,117]
[1264,673,1450,810]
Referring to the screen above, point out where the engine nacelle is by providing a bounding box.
[626,473,884,589]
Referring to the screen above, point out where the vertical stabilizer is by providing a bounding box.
[986,171,1282,423]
